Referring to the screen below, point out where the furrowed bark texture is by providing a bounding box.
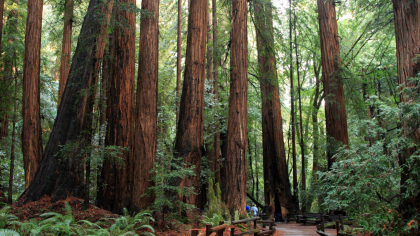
[173,0,207,208]
[21,0,113,203]
[225,0,248,215]
[317,0,349,170]
[97,0,135,214]
[132,0,159,212]
[254,0,297,213]
[22,0,43,188]
[176,0,182,124]
[392,0,420,220]
[58,0,74,105]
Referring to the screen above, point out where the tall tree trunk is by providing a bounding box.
[361,68,374,146]
[7,58,17,204]
[212,0,220,185]
[392,0,420,220]
[173,0,207,208]
[132,0,159,212]
[176,0,182,124]
[206,3,215,174]
[0,0,4,54]
[294,10,305,212]
[317,0,349,170]
[21,0,114,203]
[225,0,248,215]
[22,0,44,188]
[58,0,73,106]
[253,0,297,213]
[97,0,135,214]
[289,0,297,200]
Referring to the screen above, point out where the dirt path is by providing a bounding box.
[275,222,337,236]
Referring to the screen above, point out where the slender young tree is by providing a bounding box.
[7,58,17,204]
[132,0,159,212]
[0,0,4,54]
[392,0,420,220]
[206,1,215,173]
[317,0,349,170]
[22,0,114,203]
[294,7,305,212]
[289,0,297,198]
[173,0,207,208]
[22,0,43,188]
[176,0,182,124]
[212,0,220,184]
[58,0,74,105]
[97,0,136,214]
[253,0,297,213]
[225,0,248,215]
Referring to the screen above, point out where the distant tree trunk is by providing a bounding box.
[392,0,420,221]
[7,59,17,204]
[176,0,182,124]
[97,0,135,213]
[21,0,114,203]
[22,0,43,188]
[253,0,297,213]
[294,10,305,212]
[225,0,248,215]
[131,0,159,212]
[58,0,73,106]
[0,0,4,54]
[361,68,374,146]
[206,3,215,173]
[317,0,349,170]
[311,59,322,182]
[212,0,221,185]
[173,0,207,208]
[289,0,298,200]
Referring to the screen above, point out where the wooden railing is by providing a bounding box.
[191,217,277,236]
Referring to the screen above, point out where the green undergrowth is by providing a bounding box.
[0,202,155,236]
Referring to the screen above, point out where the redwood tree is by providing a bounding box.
[225,0,248,215]
[58,0,74,105]
[22,0,44,188]
[21,0,114,203]
[392,0,420,220]
[173,0,207,207]
[317,0,349,170]
[96,0,135,214]
[176,0,182,124]
[131,0,159,212]
[253,0,297,214]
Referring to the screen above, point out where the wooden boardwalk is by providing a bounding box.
[275,222,337,236]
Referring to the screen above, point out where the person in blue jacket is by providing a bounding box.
[246,205,250,213]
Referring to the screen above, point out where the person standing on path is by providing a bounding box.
[250,204,259,216]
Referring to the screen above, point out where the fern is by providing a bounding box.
[0,207,18,228]
[0,229,20,236]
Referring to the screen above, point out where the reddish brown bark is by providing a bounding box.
[22,0,44,188]
[392,0,420,220]
[173,0,207,208]
[225,0,248,215]
[131,0,159,212]
[58,0,74,106]
[212,0,220,184]
[254,0,297,214]
[96,0,135,213]
[317,0,349,170]
[176,0,182,124]
[21,0,114,203]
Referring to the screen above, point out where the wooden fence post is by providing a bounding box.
[191,229,199,236]
[339,214,344,231]
[206,224,212,236]
[320,221,325,232]
[218,221,224,236]
[254,219,258,236]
